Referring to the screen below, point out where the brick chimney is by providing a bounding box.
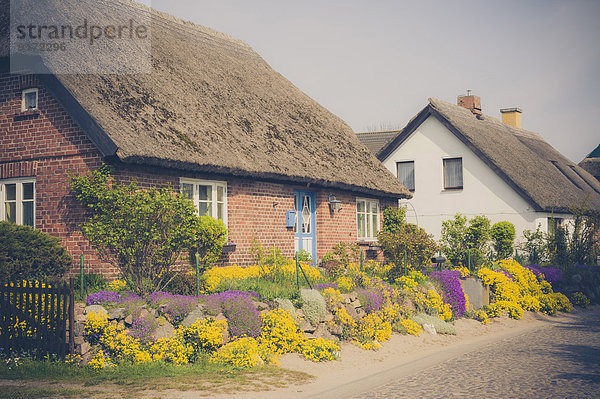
[457,94,482,116]
[500,107,522,128]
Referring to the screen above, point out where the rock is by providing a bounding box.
[74,336,84,345]
[344,304,359,320]
[355,307,366,318]
[328,323,343,336]
[252,301,270,311]
[324,312,334,322]
[139,308,151,319]
[313,323,336,341]
[108,307,127,320]
[351,299,362,309]
[401,297,416,313]
[84,305,107,315]
[422,323,436,335]
[222,327,231,345]
[73,321,85,336]
[275,298,296,316]
[296,309,305,318]
[182,305,206,327]
[300,319,317,333]
[154,321,176,340]
[347,292,358,302]
[341,294,352,304]
[216,313,227,322]
[75,312,87,323]
[79,342,91,355]
[124,314,133,326]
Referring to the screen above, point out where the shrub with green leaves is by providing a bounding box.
[441,213,490,268]
[378,223,438,276]
[71,166,202,295]
[409,312,457,335]
[0,221,71,283]
[491,221,516,260]
[382,206,407,234]
[189,216,227,273]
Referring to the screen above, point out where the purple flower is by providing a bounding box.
[202,291,262,338]
[429,270,466,318]
[525,265,543,280]
[128,317,155,344]
[540,267,563,284]
[314,282,339,291]
[356,289,383,314]
[147,291,199,324]
[86,290,123,305]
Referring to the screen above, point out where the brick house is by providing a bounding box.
[0,3,410,278]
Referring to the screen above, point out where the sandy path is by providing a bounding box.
[206,310,572,399]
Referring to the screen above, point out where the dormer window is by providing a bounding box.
[22,88,38,111]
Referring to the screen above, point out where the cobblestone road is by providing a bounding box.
[353,308,600,399]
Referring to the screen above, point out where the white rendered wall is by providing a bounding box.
[382,115,571,242]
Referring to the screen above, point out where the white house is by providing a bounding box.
[356,95,600,241]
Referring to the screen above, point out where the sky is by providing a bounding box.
[149,0,600,163]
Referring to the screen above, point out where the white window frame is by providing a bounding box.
[396,160,415,192]
[180,178,227,225]
[443,157,463,190]
[356,198,380,241]
[21,88,38,112]
[0,177,36,227]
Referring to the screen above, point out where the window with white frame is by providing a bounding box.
[356,198,379,240]
[0,178,36,227]
[443,157,463,189]
[22,88,38,112]
[180,179,227,223]
[397,161,415,191]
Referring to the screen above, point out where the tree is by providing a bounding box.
[189,216,228,273]
[490,221,516,260]
[520,226,547,265]
[71,167,202,295]
[441,213,491,268]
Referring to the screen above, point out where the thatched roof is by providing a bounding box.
[0,0,410,199]
[579,144,600,182]
[375,98,600,213]
[356,130,400,155]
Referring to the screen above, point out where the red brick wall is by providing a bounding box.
[1,72,399,278]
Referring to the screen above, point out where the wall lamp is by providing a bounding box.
[328,195,341,212]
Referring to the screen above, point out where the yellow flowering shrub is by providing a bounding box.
[335,275,355,292]
[423,290,453,322]
[260,309,305,354]
[148,334,193,365]
[322,287,345,311]
[477,260,572,322]
[473,309,490,324]
[396,275,418,290]
[181,317,228,354]
[107,279,127,292]
[88,350,110,370]
[453,267,471,278]
[299,338,340,362]
[396,318,422,336]
[210,337,264,368]
[84,311,109,345]
[353,312,392,350]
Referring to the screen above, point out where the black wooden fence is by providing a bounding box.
[0,279,74,358]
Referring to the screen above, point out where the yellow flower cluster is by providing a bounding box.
[180,318,228,353]
[260,309,305,354]
[353,312,392,350]
[88,350,110,370]
[335,275,355,292]
[422,290,453,322]
[453,267,471,278]
[210,337,264,368]
[397,318,422,336]
[107,279,127,292]
[477,260,572,322]
[203,261,323,292]
[299,338,340,362]
[396,275,418,290]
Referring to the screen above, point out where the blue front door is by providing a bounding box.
[294,190,316,262]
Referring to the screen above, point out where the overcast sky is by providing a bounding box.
[150,0,599,163]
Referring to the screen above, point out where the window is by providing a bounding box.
[397,161,415,191]
[357,198,379,240]
[443,157,463,189]
[180,179,227,224]
[0,178,36,227]
[21,88,38,111]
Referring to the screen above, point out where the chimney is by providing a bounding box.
[457,93,482,116]
[500,107,522,128]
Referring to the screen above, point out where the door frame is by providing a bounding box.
[294,189,317,264]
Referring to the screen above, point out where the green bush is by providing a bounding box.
[0,221,71,283]
[378,223,438,277]
[409,312,457,335]
[381,206,406,234]
[520,227,547,265]
[189,216,228,273]
[491,221,516,260]
[441,213,490,268]
[71,166,202,295]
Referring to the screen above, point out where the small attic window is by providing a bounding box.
[21,88,38,112]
